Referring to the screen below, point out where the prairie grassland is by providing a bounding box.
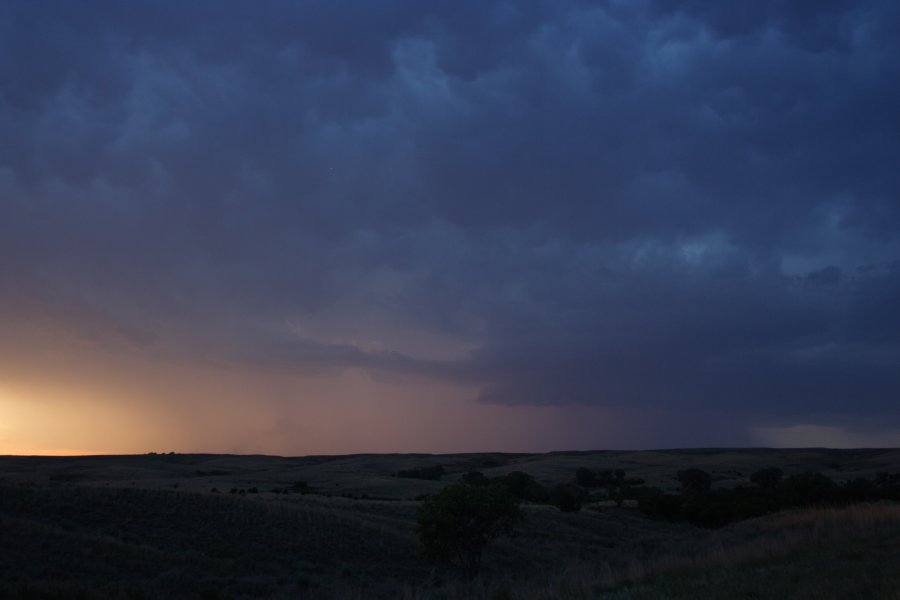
[395,503,900,600]
[604,503,900,587]
[0,481,693,598]
[1,450,899,599]
[3,448,899,497]
[0,483,425,598]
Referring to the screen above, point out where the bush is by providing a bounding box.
[874,472,900,499]
[290,480,315,494]
[417,483,523,576]
[576,467,600,488]
[677,469,712,495]
[637,488,682,521]
[575,468,644,506]
[495,471,549,503]
[549,484,585,512]
[679,491,738,528]
[841,477,879,503]
[750,467,783,489]
[462,470,491,486]
[781,471,839,506]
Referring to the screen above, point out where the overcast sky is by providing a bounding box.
[1,0,898,454]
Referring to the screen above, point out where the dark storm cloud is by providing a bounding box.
[1,0,899,432]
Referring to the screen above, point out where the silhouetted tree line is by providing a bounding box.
[411,465,900,576]
[464,470,557,504]
[453,467,651,512]
[637,468,900,528]
[576,467,646,507]
[415,465,900,524]
[414,468,652,575]
[461,465,900,522]
[414,467,900,576]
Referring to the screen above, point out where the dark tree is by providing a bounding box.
[290,480,315,494]
[497,471,549,502]
[637,488,683,521]
[781,472,839,505]
[677,469,712,495]
[873,472,900,498]
[549,483,586,512]
[462,470,490,486]
[576,467,599,488]
[595,469,614,485]
[607,484,627,507]
[584,469,645,506]
[841,477,879,503]
[750,467,783,489]
[417,483,523,577]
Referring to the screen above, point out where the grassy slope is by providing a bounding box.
[0,481,699,599]
[600,538,900,600]
[1,450,899,599]
[0,484,424,598]
[594,504,900,600]
[403,505,900,599]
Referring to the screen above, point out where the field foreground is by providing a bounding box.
[1,448,898,599]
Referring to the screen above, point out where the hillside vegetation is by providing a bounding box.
[1,449,898,599]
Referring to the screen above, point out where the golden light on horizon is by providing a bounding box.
[0,381,163,456]
[0,365,633,456]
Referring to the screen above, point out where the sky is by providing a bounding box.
[1,0,899,455]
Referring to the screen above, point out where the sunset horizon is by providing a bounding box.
[2,0,899,456]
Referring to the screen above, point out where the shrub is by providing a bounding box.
[549,484,585,512]
[495,471,549,503]
[637,488,682,521]
[677,469,712,495]
[576,467,599,488]
[679,490,738,528]
[290,480,315,494]
[840,477,879,503]
[781,471,839,506]
[750,467,783,489]
[576,468,644,506]
[874,472,900,499]
[417,483,523,576]
[462,470,491,486]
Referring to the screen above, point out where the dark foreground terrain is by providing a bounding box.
[1,448,899,599]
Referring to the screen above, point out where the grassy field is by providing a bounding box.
[1,449,898,599]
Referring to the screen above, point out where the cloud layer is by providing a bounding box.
[1,0,899,450]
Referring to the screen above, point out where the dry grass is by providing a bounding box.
[385,503,900,600]
[500,503,900,600]
[616,503,900,581]
[2,451,899,599]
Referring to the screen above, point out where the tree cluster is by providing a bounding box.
[462,470,594,511]
[575,467,646,507]
[417,483,523,576]
[459,467,656,512]
[638,468,900,528]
